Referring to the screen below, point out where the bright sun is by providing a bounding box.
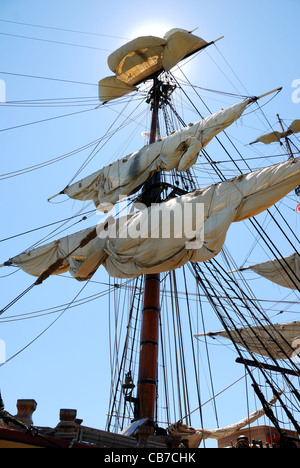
[129,22,173,39]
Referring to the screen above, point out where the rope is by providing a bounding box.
[0,107,96,133]
[0,228,97,316]
[0,281,90,367]
[181,374,246,422]
[189,262,295,434]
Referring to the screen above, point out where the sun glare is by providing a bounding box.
[129,22,173,39]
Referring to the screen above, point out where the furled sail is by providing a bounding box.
[5,226,104,282]
[99,28,209,102]
[167,395,278,448]
[195,322,300,360]
[5,158,300,280]
[57,99,252,211]
[250,119,300,145]
[246,253,300,290]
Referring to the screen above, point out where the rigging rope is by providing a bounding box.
[0,107,96,133]
[173,72,300,289]
[0,70,98,87]
[189,262,300,435]
[0,227,97,316]
[165,67,300,424]
[0,31,112,51]
[64,99,147,187]
[0,211,94,243]
[106,86,300,431]
[2,58,299,434]
[0,18,130,40]
[0,280,91,367]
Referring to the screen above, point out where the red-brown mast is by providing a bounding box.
[137,76,161,428]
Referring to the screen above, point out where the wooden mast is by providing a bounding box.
[136,75,161,429]
[277,113,294,160]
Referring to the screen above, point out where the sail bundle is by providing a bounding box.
[246,253,300,290]
[195,322,300,360]
[57,99,252,211]
[251,119,300,145]
[6,157,300,280]
[6,226,104,282]
[99,28,208,102]
[168,395,278,447]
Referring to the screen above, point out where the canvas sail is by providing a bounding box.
[5,157,300,280]
[195,322,300,360]
[58,99,252,211]
[5,226,105,282]
[99,29,208,102]
[251,119,300,145]
[247,253,300,290]
[168,395,278,447]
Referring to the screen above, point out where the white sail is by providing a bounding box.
[195,321,300,360]
[99,29,208,102]
[6,157,300,280]
[167,395,278,447]
[59,99,251,211]
[6,226,104,282]
[251,119,300,145]
[248,253,300,290]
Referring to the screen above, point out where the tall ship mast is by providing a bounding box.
[0,26,300,450]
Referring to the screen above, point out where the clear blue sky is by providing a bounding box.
[0,0,299,447]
